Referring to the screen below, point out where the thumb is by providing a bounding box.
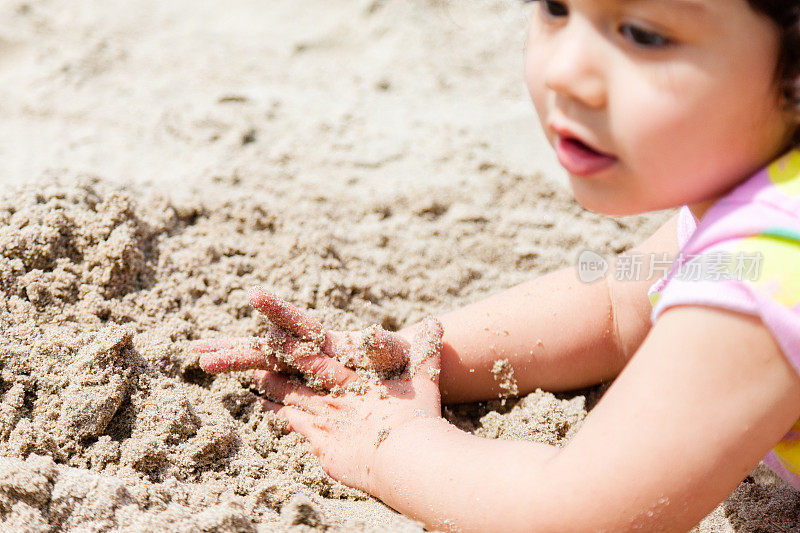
[404,317,444,387]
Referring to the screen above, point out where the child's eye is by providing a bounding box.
[541,0,568,18]
[526,0,673,50]
[620,24,671,48]
[525,0,568,18]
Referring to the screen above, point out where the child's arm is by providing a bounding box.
[196,212,682,403]
[413,210,681,403]
[268,304,800,532]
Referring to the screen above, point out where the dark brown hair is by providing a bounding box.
[747,0,800,144]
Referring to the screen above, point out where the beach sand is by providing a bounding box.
[0,1,798,530]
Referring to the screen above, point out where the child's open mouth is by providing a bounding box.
[556,135,618,177]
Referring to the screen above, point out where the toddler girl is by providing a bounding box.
[193,0,800,530]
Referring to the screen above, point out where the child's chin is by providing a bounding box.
[568,188,619,216]
[570,192,649,217]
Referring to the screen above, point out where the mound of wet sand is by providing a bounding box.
[0,174,630,531]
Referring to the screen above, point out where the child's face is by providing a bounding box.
[524,0,797,217]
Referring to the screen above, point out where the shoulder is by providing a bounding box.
[536,303,800,530]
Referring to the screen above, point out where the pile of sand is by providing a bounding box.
[1,0,798,530]
[0,174,646,531]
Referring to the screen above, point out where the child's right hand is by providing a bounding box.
[192,288,414,387]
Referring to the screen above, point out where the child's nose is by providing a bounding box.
[543,22,607,109]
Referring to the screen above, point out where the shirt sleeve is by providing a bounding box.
[650,230,800,375]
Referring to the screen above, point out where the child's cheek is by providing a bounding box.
[523,49,549,132]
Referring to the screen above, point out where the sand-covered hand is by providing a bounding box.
[254,317,445,494]
[193,288,414,386]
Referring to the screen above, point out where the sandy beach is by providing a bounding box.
[0,1,798,530]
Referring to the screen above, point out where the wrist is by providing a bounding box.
[367,415,451,500]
